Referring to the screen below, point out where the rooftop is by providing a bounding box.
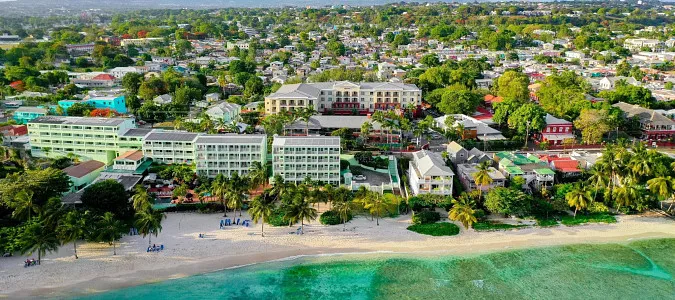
[195,134,266,144]
[272,136,341,147]
[29,116,132,126]
[144,131,199,142]
[63,160,105,178]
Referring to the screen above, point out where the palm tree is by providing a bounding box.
[248,161,267,191]
[647,176,675,210]
[566,185,591,218]
[628,143,651,179]
[472,161,493,200]
[12,190,37,221]
[249,193,276,237]
[57,210,87,259]
[586,167,607,202]
[226,173,248,217]
[360,121,373,144]
[212,173,228,216]
[449,197,477,229]
[21,222,60,265]
[135,210,165,246]
[355,191,392,226]
[613,180,640,211]
[287,197,317,234]
[132,185,153,213]
[97,212,123,255]
[332,199,354,231]
[298,106,317,136]
[270,175,288,201]
[173,183,189,203]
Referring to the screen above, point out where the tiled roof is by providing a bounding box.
[63,160,105,178]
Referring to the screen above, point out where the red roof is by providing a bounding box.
[552,160,581,172]
[93,74,116,81]
[484,94,503,103]
[0,125,28,136]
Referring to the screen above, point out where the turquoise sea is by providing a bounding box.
[79,239,675,300]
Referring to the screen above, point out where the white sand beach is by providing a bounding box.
[1,212,674,298]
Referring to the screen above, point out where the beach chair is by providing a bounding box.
[236,218,240,225]
[160,245,164,251]
[219,220,225,229]
[226,219,231,226]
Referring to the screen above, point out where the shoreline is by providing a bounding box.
[1,212,674,298]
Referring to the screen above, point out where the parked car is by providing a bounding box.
[353,175,367,181]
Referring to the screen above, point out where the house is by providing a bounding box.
[494,152,554,190]
[446,141,491,165]
[598,76,640,90]
[624,38,664,52]
[109,67,142,79]
[205,93,221,102]
[58,95,127,114]
[73,73,119,88]
[408,150,454,196]
[13,107,48,124]
[153,94,173,105]
[205,102,241,124]
[434,114,506,141]
[63,160,106,192]
[539,114,575,145]
[613,102,675,141]
[0,125,28,145]
[113,150,146,172]
[456,163,507,192]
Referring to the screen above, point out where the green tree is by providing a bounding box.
[485,187,531,217]
[332,198,354,231]
[574,109,612,144]
[135,210,165,246]
[420,54,441,67]
[355,190,393,226]
[11,190,37,221]
[249,193,275,237]
[57,210,87,259]
[21,221,60,265]
[437,86,481,115]
[249,161,268,191]
[495,70,529,101]
[472,161,493,200]
[287,196,317,234]
[81,180,130,218]
[97,212,123,255]
[566,185,591,218]
[507,103,546,142]
[122,72,144,96]
[131,185,152,213]
[449,197,477,229]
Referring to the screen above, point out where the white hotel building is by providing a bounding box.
[195,135,267,178]
[272,136,341,185]
[142,131,199,165]
[265,81,422,115]
[408,150,455,196]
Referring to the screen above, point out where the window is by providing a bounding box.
[552,127,557,133]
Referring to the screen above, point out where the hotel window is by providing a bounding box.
[552,127,557,133]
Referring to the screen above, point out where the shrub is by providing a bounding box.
[473,209,486,221]
[320,210,352,225]
[473,221,529,231]
[268,209,290,227]
[158,202,225,213]
[560,213,616,226]
[412,211,441,225]
[588,202,609,214]
[407,223,460,236]
[340,159,350,171]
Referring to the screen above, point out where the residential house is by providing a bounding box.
[494,152,555,190]
[13,107,48,124]
[58,95,127,114]
[613,102,675,141]
[204,102,241,124]
[456,163,507,192]
[408,150,454,196]
[153,94,174,105]
[538,114,575,145]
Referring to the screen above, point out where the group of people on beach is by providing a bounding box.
[147,244,164,252]
[23,259,37,267]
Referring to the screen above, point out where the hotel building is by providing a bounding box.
[195,135,267,178]
[265,81,421,115]
[272,136,341,185]
[27,116,136,164]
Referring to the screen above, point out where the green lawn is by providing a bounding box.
[560,213,617,226]
[407,222,460,236]
[473,221,529,231]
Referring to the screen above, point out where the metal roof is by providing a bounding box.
[144,131,199,142]
[29,116,131,126]
[272,136,340,147]
[196,134,266,144]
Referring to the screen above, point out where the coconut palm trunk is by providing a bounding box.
[73,241,78,259]
[113,241,117,255]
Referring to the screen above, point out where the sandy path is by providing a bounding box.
[1,212,674,298]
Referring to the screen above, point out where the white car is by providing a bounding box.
[353,175,367,181]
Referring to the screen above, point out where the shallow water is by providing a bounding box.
[78,239,675,300]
